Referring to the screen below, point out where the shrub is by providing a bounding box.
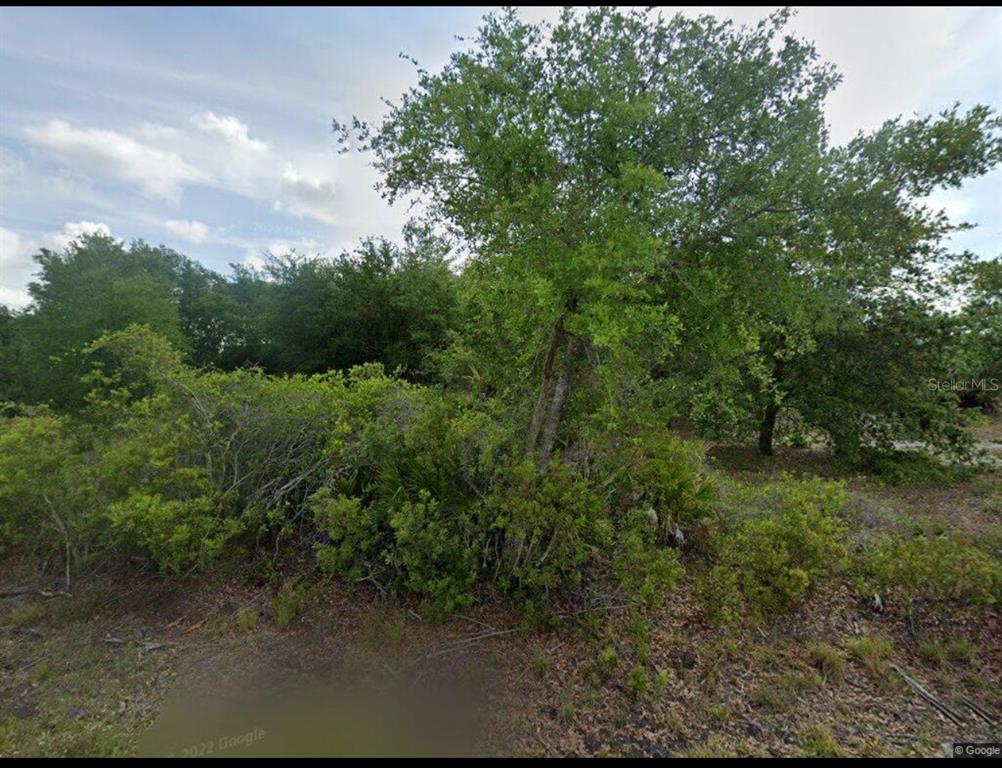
[313,492,385,580]
[318,451,685,614]
[849,447,972,485]
[702,478,851,621]
[602,429,716,533]
[103,491,242,576]
[488,460,611,598]
[612,508,684,606]
[313,382,507,615]
[866,534,1001,609]
[0,413,89,565]
[388,491,480,615]
[2,326,693,616]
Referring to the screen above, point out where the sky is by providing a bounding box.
[1,5,1000,309]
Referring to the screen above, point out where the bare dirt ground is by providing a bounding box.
[2,419,1000,756]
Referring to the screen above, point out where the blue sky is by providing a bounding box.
[1,5,1000,308]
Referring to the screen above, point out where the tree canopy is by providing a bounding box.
[341,7,1000,464]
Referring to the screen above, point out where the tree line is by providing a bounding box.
[0,225,458,407]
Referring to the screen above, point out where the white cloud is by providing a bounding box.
[1,226,40,308]
[25,112,349,230]
[243,236,324,271]
[0,147,26,181]
[40,220,114,252]
[163,218,210,244]
[192,111,269,154]
[0,226,32,272]
[922,189,975,223]
[25,119,208,201]
[0,285,31,309]
[772,6,996,144]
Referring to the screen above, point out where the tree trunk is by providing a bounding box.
[536,336,581,473]
[758,402,779,456]
[525,322,564,458]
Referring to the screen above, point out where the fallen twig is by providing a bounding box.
[410,627,521,666]
[0,587,71,600]
[961,697,998,728]
[891,663,964,727]
[0,587,37,599]
[19,654,51,673]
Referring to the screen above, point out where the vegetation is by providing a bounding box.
[0,7,999,626]
[701,478,851,621]
[865,533,1002,610]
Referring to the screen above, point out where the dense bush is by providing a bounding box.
[0,412,89,566]
[701,478,851,621]
[3,326,366,575]
[4,321,994,625]
[865,534,1002,610]
[487,460,611,598]
[611,508,685,606]
[0,325,706,616]
[602,429,717,532]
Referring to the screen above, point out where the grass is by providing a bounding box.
[944,637,976,664]
[0,613,163,757]
[796,724,843,757]
[807,641,846,683]
[917,635,976,667]
[627,664,649,699]
[845,634,895,689]
[5,600,45,628]
[270,584,307,630]
[750,668,823,712]
[235,607,259,633]
[530,647,551,678]
[686,734,731,758]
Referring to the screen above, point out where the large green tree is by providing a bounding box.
[0,305,25,404]
[729,106,1001,456]
[17,234,188,408]
[349,7,999,466]
[350,7,848,469]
